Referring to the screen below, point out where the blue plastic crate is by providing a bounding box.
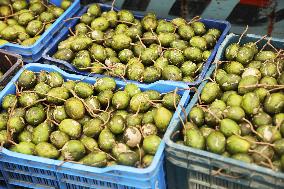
[42,4,230,86]
[0,0,81,63]
[0,63,190,189]
[164,33,284,189]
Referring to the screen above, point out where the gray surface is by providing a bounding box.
[110,0,284,38]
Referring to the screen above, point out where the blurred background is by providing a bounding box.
[88,0,284,38]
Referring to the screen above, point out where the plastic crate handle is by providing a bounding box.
[211,167,249,180]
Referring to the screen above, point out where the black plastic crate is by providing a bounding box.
[0,50,22,89]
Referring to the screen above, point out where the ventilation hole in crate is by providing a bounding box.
[82,177,88,183]
[65,184,90,189]
[211,176,238,189]
[35,177,48,185]
[194,183,210,189]
[108,183,116,189]
[124,186,136,189]
[24,166,29,172]
[100,180,105,186]
[10,164,17,170]
[63,174,68,179]
[41,178,47,185]
[0,180,6,185]
[41,170,46,174]
[76,176,80,182]
[228,183,246,189]
[70,175,75,180]
[187,170,212,188]
[62,174,126,189]
[49,179,57,187]
[51,179,59,188]
[106,182,112,187]
[8,172,33,183]
[4,162,57,180]
[92,179,98,185]
[8,172,18,180]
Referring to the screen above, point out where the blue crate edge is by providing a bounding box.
[164,33,284,180]
[0,0,80,50]
[0,62,190,175]
[42,4,231,86]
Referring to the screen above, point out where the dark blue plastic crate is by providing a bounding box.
[42,4,230,86]
[0,50,22,88]
[0,0,80,63]
[0,63,190,189]
[164,33,284,189]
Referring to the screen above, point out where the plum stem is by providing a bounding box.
[260,37,271,52]
[68,27,76,36]
[237,25,248,44]
[47,118,59,126]
[213,60,224,82]
[69,89,107,118]
[269,86,284,92]
[254,35,267,44]
[8,4,13,15]
[260,161,277,170]
[35,23,46,37]
[242,118,263,139]
[171,130,180,140]
[0,10,33,19]
[116,20,137,25]
[22,90,67,102]
[136,35,146,48]
[187,16,200,24]
[102,110,114,126]
[105,98,110,112]
[173,88,178,110]
[212,168,241,179]
[85,24,93,32]
[64,17,81,22]
[4,55,12,67]
[111,0,116,11]
[267,40,279,53]
[8,139,17,146]
[249,149,274,170]
[241,83,284,89]
[94,147,117,161]
[181,106,188,124]
[134,103,141,116]
[235,133,274,147]
[197,105,221,122]
[40,1,50,9]
[23,98,47,109]
[150,28,161,48]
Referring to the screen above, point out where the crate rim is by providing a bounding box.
[164,32,284,180]
[0,62,190,175]
[42,3,231,86]
[0,0,80,51]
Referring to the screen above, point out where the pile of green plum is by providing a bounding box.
[52,3,222,83]
[0,69,181,168]
[0,0,73,46]
[179,38,284,171]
